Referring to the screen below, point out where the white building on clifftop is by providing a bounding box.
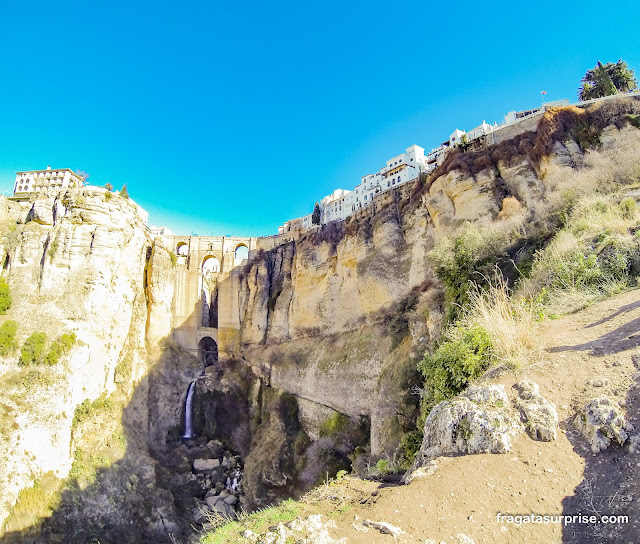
[13,166,84,196]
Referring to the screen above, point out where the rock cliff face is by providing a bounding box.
[0,188,207,542]
[1,97,638,541]
[0,189,153,527]
[232,106,640,463]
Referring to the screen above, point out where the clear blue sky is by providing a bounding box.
[1,1,638,237]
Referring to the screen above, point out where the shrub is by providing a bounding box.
[0,320,17,356]
[42,333,76,366]
[72,393,115,427]
[418,325,492,417]
[396,430,423,469]
[0,277,11,314]
[19,332,47,366]
[428,223,511,319]
[44,341,63,365]
[59,333,77,352]
[319,412,350,437]
[465,278,542,368]
[119,184,129,199]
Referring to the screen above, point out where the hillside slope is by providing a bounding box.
[205,286,640,543]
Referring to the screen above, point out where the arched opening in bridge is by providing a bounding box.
[201,256,220,327]
[198,336,218,367]
[234,244,249,264]
[176,242,188,256]
[202,255,220,274]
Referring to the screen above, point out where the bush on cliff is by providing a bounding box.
[0,277,11,314]
[418,324,492,420]
[19,332,47,366]
[44,333,77,365]
[0,319,18,356]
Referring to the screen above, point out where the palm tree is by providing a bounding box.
[579,59,637,101]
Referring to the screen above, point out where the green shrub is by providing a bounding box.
[59,333,77,352]
[531,237,639,295]
[0,278,11,314]
[0,320,18,356]
[44,341,63,366]
[19,332,47,366]
[619,197,637,218]
[428,224,510,320]
[396,430,422,469]
[319,412,350,437]
[418,325,492,417]
[72,393,115,427]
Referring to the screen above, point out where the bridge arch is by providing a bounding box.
[176,242,189,256]
[202,255,221,274]
[234,243,249,262]
[198,336,218,367]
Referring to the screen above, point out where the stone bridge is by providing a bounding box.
[166,235,258,364]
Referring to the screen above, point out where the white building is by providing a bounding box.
[273,96,577,236]
[321,188,352,223]
[13,166,84,196]
[149,225,174,237]
[345,145,429,214]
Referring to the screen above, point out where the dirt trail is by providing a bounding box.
[319,288,640,543]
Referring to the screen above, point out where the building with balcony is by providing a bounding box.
[13,166,84,196]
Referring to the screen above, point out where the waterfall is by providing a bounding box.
[182,381,197,439]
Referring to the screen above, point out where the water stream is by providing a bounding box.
[182,380,197,439]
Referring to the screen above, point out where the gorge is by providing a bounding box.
[1,96,640,543]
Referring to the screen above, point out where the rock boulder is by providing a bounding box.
[574,398,632,453]
[513,379,558,442]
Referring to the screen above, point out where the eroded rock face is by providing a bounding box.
[412,386,522,470]
[28,197,56,225]
[0,189,156,527]
[574,398,632,453]
[513,379,558,442]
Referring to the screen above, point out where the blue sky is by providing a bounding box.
[1,1,638,237]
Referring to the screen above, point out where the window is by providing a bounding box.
[364,195,367,200]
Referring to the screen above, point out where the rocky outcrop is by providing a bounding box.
[0,188,155,529]
[233,107,640,462]
[411,386,522,470]
[574,397,633,453]
[513,379,558,442]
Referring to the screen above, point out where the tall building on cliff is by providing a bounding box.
[13,166,85,196]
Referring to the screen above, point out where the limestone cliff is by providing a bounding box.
[0,188,152,527]
[1,96,639,543]
[232,98,640,463]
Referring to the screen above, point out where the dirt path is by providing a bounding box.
[319,288,640,543]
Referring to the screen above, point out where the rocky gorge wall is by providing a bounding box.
[231,98,640,465]
[0,187,210,542]
[1,97,639,543]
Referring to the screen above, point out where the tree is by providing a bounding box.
[579,59,637,101]
[104,183,113,191]
[119,184,129,199]
[312,202,321,225]
[75,170,89,182]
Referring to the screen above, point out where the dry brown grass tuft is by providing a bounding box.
[498,196,523,221]
[463,276,543,369]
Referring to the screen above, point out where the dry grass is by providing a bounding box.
[2,472,61,534]
[497,196,523,221]
[542,129,640,196]
[463,276,543,369]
